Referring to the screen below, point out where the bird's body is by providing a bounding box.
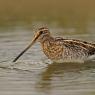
[13,27,95,63]
[40,36,95,62]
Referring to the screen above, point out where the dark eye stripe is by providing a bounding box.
[40,31,43,34]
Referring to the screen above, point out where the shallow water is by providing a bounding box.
[0,27,95,95]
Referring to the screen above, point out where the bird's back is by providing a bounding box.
[55,37,95,62]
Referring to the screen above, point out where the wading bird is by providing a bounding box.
[13,27,95,63]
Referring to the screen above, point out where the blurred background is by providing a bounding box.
[0,0,95,33]
[0,1,95,95]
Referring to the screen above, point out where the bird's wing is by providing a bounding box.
[55,37,95,55]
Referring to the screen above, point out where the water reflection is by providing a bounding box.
[36,61,95,94]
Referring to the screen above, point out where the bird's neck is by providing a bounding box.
[39,35,54,53]
[39,35,54,44]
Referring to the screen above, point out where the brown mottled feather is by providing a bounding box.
[41,36,95,62]
[33,27,95,62]
[55,37,95,56]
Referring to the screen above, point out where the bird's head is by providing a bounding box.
[34,27,50,42]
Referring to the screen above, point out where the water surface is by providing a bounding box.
[0,27,95,95]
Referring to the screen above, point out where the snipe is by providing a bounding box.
[13,27,95,62]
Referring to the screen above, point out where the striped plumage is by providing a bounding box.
[13,27,95,62]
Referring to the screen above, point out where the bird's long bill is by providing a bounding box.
[13,32,40,62]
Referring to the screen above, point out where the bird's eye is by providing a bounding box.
[40,31,43,34]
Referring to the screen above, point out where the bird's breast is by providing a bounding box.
[42,42,63,60]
